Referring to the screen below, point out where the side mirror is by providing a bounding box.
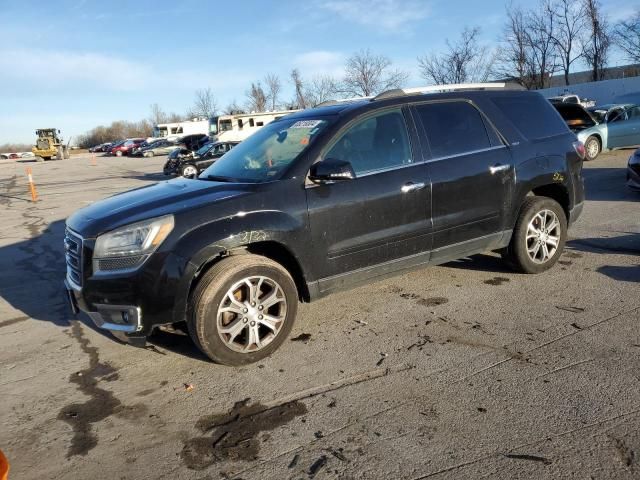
[309,158,355,183]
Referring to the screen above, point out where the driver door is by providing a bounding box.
[305,108,431,292]
[608,106,640,148]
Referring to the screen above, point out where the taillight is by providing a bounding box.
[573,141,586,160]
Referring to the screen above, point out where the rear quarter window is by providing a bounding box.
[492,94,569,140]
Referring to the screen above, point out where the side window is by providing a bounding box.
[414,102,491,158]
[324,109,412,176]
[626,106,640,119]
[608,109,625,123]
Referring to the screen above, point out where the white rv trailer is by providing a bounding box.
[152,110,300,143]
[152,118,210,140]
[212,109,300,142]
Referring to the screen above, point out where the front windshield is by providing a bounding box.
[200,118,329,182]
[196,142,214,156]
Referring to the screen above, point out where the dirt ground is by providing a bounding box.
[0,150,638,480]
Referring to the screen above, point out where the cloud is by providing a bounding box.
[0,49,152,91]
[0,48,254,94]
[318,0,431,32]
[292,50,346,77]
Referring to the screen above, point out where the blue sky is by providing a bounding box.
[0,0,633,143]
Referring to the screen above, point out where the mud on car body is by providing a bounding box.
[65,84,585,366]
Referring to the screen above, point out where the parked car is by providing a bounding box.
[65,85,585,365]
[140,139,181,157]
[89,142,112,153]
[548,94,595,108]
[111,138,145,157]
[163,141,239,177]
[130,139,160,156]
[628,148,640,191]
[160,134,210,166]
[553,103,640,160]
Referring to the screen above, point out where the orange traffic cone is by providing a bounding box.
[0,449,9,480]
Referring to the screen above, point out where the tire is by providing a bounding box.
[187,254,298,366]
[181,164,199,178]
[115,150,123,157]
[584,136,600,161]
[501,196,567,274]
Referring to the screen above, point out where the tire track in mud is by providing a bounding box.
[58,321,147,457]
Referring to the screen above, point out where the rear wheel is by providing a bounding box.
[584,136,600,161]
[502,197,567,274]
[187,255,298,365]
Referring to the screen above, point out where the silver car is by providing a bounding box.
[553,103,640,160]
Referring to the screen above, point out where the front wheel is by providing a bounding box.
[502,197,567,274]
[181,164,198,178]
[187,255,298,365]
[584,136,600,161]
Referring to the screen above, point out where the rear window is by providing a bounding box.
[492,94,569,140]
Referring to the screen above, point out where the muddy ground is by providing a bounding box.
[0,150,639,479]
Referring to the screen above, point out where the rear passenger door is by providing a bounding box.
[411,101,513,255]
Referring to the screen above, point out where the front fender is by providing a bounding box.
[170,208,309,323]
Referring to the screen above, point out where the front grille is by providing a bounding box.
[65,228,83,287]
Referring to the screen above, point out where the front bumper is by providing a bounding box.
[64,237,189,344]
[65,279,146,345]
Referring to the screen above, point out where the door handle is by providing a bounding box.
[489,164,511,174]
[401,182,426,193]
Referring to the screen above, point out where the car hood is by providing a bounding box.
[66,178,255,238]
[553,103,598,132]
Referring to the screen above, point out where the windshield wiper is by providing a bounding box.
[203,175,233,182]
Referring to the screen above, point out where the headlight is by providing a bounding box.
[93,215,174,272]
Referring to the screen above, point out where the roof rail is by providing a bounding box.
[373,82,524,100]
[315,96,373,107]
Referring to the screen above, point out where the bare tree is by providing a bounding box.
[418,27,495,85]
[246,82,267,112]
[613,9,640,63]
[290,69,307,109]
[264,73,282,111]
[166,112,184,123]
[527,0,560,89]
[496,3,559,89]
[583,0,611,81]
[187,87,218,118]
[342,49,408,97]
[551,0,588,85]
[496,6,530,87]
[305,75,340,106]
[223,100,246,115]
[149,103,167,125]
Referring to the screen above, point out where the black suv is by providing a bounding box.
[65,85,585,366]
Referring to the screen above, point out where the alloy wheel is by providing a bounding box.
[586,139,599,159]
[216,276,287,353]
[526,209,561,264]
[182,165,198,178]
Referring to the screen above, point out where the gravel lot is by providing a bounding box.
[1,150,638,480]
